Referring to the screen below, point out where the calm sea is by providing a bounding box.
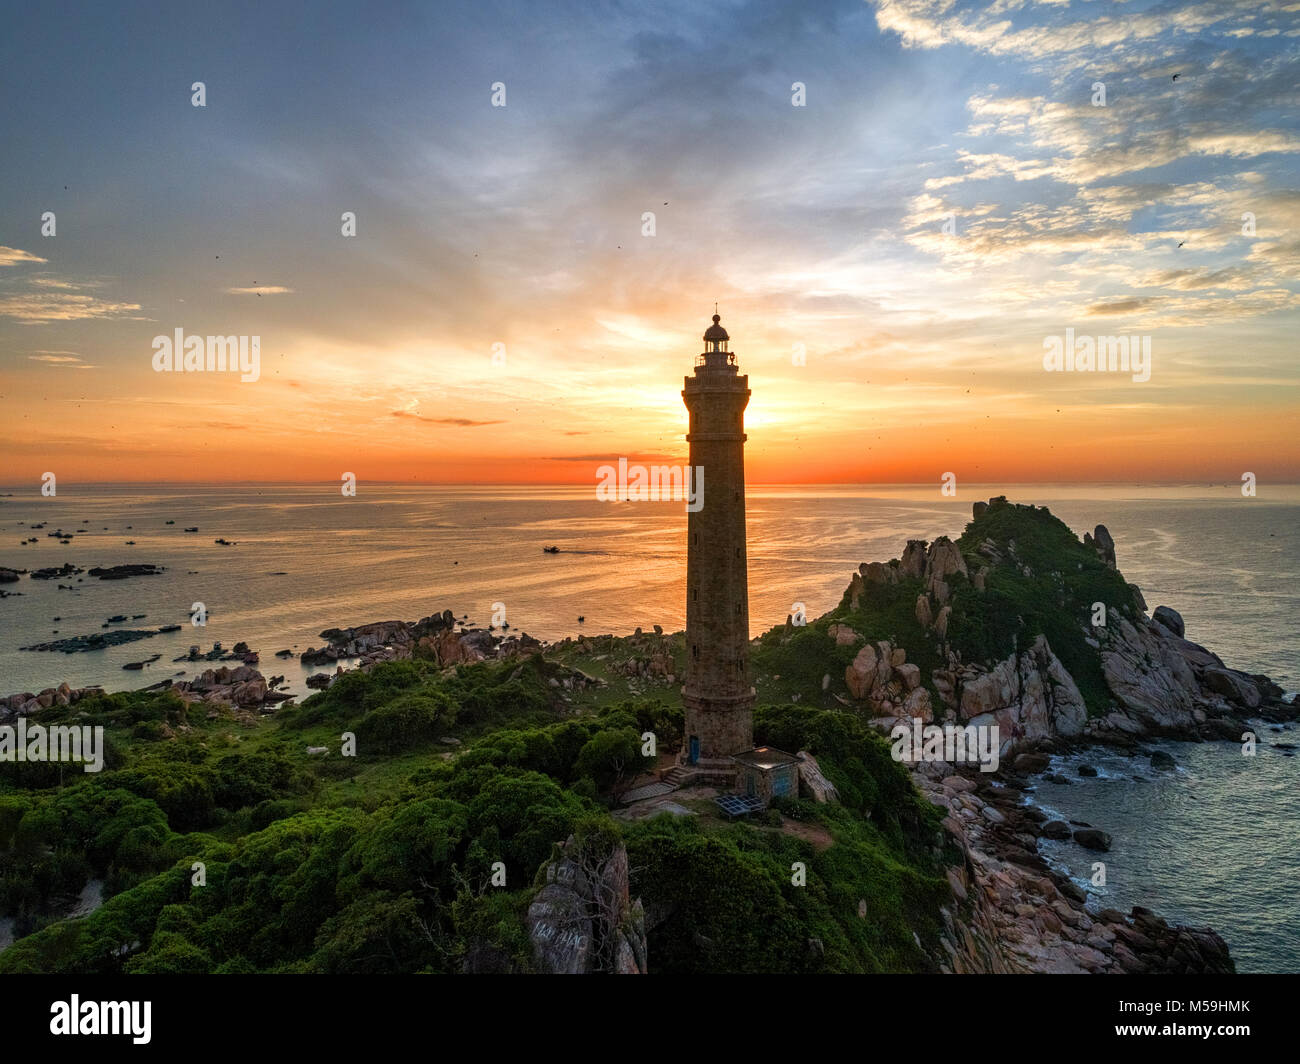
[0,483,1296,969]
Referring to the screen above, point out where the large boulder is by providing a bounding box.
[527,836,647,975]
[797,750,839,803]
[1099,617,1200,730]
[231,677,267,706]
[1073,828,1112,852]
[915,593,933,628]
[1090,524,1117,568]
[903,686,934,722]
[954,635,1085,748]
[828,623,860,647]
[844,644,879,700]
[1202,667,1261,709]
[924,537,968,604]
[1152,606,1184,638]
[1167,634,1224,673]
[860,561,896,586]
[900,540,928,578]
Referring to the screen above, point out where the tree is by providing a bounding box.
[574,728,646,799]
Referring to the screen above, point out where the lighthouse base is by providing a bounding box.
[681,688,754,770]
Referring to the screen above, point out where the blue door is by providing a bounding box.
[689,736,699,765]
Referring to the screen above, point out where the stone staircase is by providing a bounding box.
[661,764,734,789]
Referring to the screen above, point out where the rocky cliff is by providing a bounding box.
[825,496,1295,755]
[799,496,1292,975]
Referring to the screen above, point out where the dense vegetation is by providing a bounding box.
[753,501,1139,717]
[951,502,1139,713]
[0,650,948,974]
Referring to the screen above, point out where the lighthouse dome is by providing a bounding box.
[703,314,729,342]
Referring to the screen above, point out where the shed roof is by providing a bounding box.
[730,745,801,770]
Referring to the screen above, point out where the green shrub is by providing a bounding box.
[356,690,455,754]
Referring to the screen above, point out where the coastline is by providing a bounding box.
[3,494,1298,973]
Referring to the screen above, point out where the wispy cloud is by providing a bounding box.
[541,452,685,463]
[28,351,94,367]
[0,286,144,325]
[390,410,504,427]
[0,246,47,267]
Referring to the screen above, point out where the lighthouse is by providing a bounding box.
[681,313,755,769]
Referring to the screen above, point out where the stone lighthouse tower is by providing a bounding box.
[681,313,754,769]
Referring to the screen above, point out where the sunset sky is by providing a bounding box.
[1,0,1297,485]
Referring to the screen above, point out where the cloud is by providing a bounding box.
[29,277,84,289]
[0,246,47,267]
[541,452,686,463]
[224,286,295,295]
[0,287,145,325]
[389,410,504,426]
[28,352,92,366]
[1085,298,1160,316]
[872,0,1284,60]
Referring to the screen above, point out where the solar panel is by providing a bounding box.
[714,794,766,817]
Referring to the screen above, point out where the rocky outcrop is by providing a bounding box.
[0,682,102,722]
[900,539,928,579]
[828,623,860,647]
[20,628,162,653]
[924,536,968,605]
[1096,615,1200,730]
[920,635,1087,757]
[844,640,933,722]
[915,762,1233,974]
[87,564,165,580]
[527,835,647,974]
[299,610,552,676]
[304,617,420,666]
[838,496,1296,757]
[3,661,287,722]
[1203,667,1262,709]
[796,750,839,803]
[173,664,274,708]
[30,563,83,580]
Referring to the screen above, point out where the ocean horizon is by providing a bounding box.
[4,482,1298,698]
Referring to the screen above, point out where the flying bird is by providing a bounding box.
[1172,73,1180,81]
[1177,241,1185,248]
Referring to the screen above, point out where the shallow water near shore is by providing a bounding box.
[1028,734,1300,973]
[1,482,1298,969]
